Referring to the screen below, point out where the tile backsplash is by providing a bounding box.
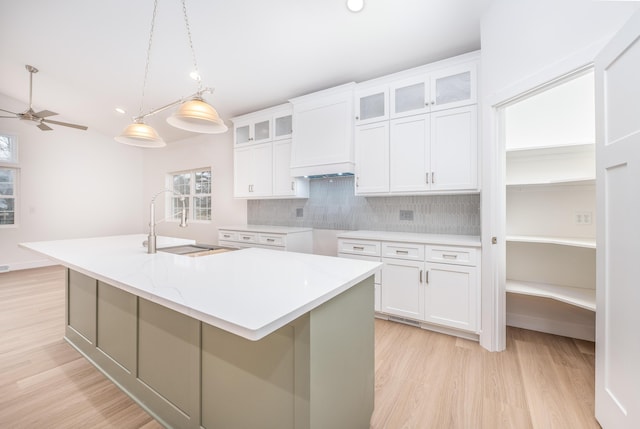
[247,176,480,235]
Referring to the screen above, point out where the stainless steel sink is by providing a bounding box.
[157,244,238,257]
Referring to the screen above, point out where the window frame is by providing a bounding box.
[165,167,212,224]
[0,133,19,228]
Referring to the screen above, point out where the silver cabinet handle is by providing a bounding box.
[356,176,360,187]
[266,238,275,242]
[353,246,364,251]
[442,254,458,259]
[419,270,423,283]
[425,172,429,184]
[291,181,295,191]
[242,236,251,240]
[431,172,435,183]
[425,270,429,284]
[396,250,409,255]
[223,234,231,238]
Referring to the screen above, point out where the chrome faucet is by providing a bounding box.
[147,189,188,254]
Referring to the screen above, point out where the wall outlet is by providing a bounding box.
[0,265,9,272]
[296,208,304,218]
[575,211,593,225]
[399,210,414,221]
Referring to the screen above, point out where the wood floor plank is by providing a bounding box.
[1,266,600,429]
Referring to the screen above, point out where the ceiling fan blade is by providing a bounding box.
[34,110,58,118]
[42,118,88,130]
[0,108,18,115]
[38,123,53,131]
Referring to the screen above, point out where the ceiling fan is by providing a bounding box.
[0,65,88,131]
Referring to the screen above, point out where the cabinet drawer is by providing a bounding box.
[218,231,238,241]
[338,239,381,257]
[258,234,285,247]
[381,242,425,261]
[426,246,477,266]
[236,232,258,244]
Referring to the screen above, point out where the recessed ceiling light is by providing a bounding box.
[346,0,364,13]
[115,107,126,114]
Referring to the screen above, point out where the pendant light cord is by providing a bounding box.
[138,0,159,119]
[181,0,202,92]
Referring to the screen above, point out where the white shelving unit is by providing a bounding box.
[505,280,595,311]
[505,142,596,340]
[503,70,597,341]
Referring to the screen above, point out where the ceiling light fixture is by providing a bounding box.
[115,0,227,148]
[346,0,365,13]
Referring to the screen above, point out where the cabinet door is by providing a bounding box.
[273,140,296,196]
[390,75,429,119]
[234,144,273,197]
[251,143,273,196]
[430,105,477,191]
[234,146,253,197]
[355,121,390,194]
[381,258,424,320]
[253,118,272,144]
[273,113,293,140]
[429,63,477,112]
[389,114,430,193]
[234,122,252,146]
[424,263,477,332]
[355,85,388,125]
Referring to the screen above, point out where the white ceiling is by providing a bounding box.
[0,0,491,143]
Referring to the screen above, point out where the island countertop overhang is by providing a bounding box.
[20,234,381,341]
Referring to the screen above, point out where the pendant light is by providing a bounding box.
[115,0,227,148]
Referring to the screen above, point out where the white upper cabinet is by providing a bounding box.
[234,116,272,145]
[232,104,308,199]
[429,63,476,111]
[354,121,390,194]
[354,53,479,195]
[355,86,389,125]
[272,139,309,198]
[272,108,293,141]
[355,57,477,126]
[390,75,429,119]
[232,104,294,146]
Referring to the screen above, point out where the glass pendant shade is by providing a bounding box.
[167,98,228,134]
[115,121,166,147]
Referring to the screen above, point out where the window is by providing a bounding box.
[0,134,18,163]
[167,168,212,222]
[0,134,18,227]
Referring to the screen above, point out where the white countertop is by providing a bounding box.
[337,230,481,247]
[218,225,312,234]
[20,234,379,341]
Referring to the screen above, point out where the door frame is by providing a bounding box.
[480,43,605,351]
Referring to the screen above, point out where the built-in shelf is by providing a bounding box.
[506,235,596,249]
[506,279,596,311]
[506,177,595,187]
[505,142,595,155]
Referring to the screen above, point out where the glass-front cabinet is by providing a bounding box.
[430,63,476,111]
[232,104,293,146]
[354,59,477,125]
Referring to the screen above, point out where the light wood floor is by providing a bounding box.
[0,266,599,429]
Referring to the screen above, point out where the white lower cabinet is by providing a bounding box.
[381,258,424,320]
[218,226,313,253]
[424,262,477,332]
[338,232,481,338]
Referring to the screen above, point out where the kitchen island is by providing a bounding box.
[21,235,379,429]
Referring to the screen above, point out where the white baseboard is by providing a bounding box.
[506,312,595,341]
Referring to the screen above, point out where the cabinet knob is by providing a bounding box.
[355,116,359,120]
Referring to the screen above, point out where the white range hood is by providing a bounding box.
[289,83,356,178]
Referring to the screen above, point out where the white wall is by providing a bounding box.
[479,0,640,350]
[0,93,144,270]
[141,132,246,245]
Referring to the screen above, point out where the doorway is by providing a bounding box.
[498,67,596,342]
